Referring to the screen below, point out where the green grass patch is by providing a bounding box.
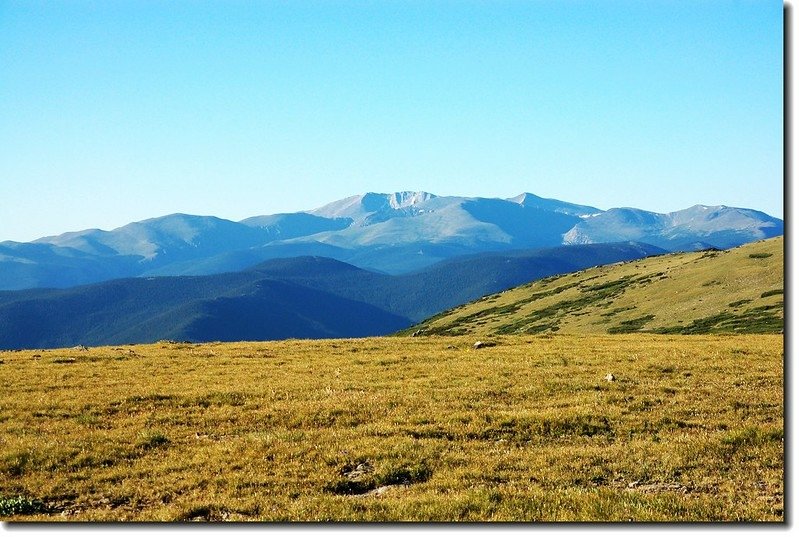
[136,430,170,450]
[600,306,637,317]
[655,306,783,334]
[760,289,783,298]
[0,495,45,517]
[607,315,656,334]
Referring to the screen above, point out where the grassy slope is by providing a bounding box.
[0,335,783,521]
[404,236,784,337]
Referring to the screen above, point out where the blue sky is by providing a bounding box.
[0,0,783,242]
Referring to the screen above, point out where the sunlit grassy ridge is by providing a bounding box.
[402,236,783,337]
[0,334,783,521]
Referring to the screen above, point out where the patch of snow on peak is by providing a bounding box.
[388,191,436,209]
[310,191,438,220]
[508,192,540,205]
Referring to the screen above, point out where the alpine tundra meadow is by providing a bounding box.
[0,334,784,521]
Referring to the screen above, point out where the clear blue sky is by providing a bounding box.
[0,0,783,242]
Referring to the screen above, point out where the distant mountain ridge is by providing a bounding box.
[0,191,782,290]
[0,242,665,349]
[562,205,781,251]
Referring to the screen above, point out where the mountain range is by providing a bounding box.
[0,191,783,291]
[0,242,665,349]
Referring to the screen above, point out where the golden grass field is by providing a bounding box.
[0,333,783,521]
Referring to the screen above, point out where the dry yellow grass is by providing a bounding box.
[0,334,783,521]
